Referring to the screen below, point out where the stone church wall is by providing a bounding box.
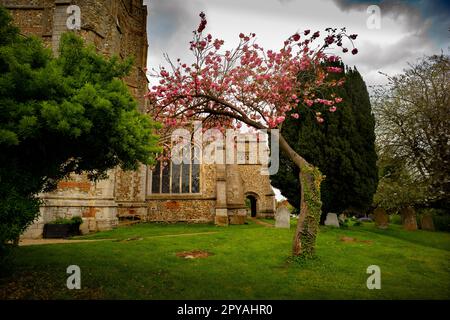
[145,164,217,223]
[239,164,276,217]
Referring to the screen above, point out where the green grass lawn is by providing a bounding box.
[1,220,449,299]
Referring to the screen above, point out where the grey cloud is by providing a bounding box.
[146,0,204,46]
[333,0,423,30]
[333,0,417,13]
[144,0,447,87]
[342,31,438,86]
[145,0,206,64]
[349,36,432,69]
[331,0,448,84]
[332,0,449,45]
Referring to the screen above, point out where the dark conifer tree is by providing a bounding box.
[271,63,378,221]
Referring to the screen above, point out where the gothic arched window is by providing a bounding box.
[150,145,200,194]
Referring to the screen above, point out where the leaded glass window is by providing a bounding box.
[150,146,200,194]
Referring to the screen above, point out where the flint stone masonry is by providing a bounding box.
[4,1,276,239]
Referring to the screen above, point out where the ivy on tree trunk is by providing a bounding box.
[292,162,323,257]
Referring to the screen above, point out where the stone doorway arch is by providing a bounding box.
[245,192,259,217]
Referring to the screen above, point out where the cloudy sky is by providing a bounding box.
[144,0,449,87]
[143,0,449,200]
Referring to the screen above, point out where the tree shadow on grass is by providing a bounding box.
[350,225,450,252]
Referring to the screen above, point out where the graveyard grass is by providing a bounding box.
[1,220,449,299]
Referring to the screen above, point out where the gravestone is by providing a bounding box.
[400,206,418,231]
[324,213,339,227]
[421,214,435,231]
[275,206,290,229]
[373,207,389,229]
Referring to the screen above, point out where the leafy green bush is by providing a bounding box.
[71,216,83,225]
[339,218,349,229]
[433,215,450,232]
[390,214,402,225]
[49,216,83,225]
[353,221,362,227]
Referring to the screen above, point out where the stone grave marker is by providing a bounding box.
[400,206,418,231]
[275,206,290,229]
[324,213,339,227]
[373,207,389,229]
[421,214,435,231]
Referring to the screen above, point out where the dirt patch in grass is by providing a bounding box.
[248,218,274,227]
[340,236,373,244]
[176,250,213,259]
[117,236,144,242]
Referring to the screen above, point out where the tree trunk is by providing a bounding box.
[278,134,323,257]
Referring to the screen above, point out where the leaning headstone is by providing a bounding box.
[400,206,418,231]
[324,213,340,227]
[373,207,389,229]
[421,214,435,231]
[275,207,290,229]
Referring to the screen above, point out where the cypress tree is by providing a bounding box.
[271,64,378,220]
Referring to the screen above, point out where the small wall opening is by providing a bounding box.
[245,195,257,217]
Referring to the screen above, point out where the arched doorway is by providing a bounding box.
[246,195,257,217]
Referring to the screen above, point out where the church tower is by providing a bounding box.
[1,0,148,107]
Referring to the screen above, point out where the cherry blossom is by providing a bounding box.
[146,13,357,132]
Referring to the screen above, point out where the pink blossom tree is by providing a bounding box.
[146,12,358,257]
